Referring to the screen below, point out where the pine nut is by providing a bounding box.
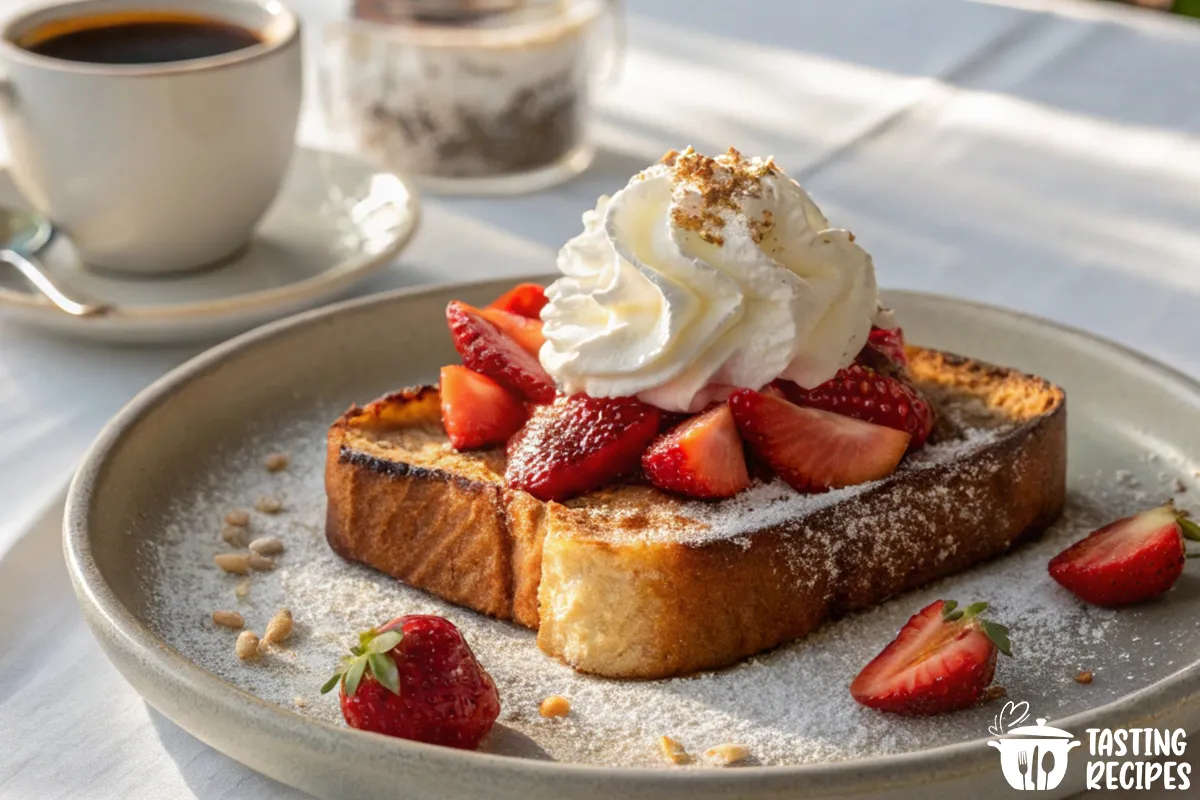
[221,525,247,548]
[659,735,690,765]
[1075,670,1094,684]
[538,696,570,718]
[214,553,251,575]
[234,578,251,599]
[255,495,282,514]
[236,630,260,660]
[263,608,293,646]
[212,610,244,629]
[249,536,284,556]
[264,453,290,472]
[224,509,250,527]
[248,553,275,572]
[704,743,750,766]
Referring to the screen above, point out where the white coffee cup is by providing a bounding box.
[0,0,302,274]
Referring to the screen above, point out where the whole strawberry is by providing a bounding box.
[321,615,500,750]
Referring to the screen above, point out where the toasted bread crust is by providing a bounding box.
[325,350,1066,678]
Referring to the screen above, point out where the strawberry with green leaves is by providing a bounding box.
[1049,503,1200,607]
[851,599,1012,715]
[322,615,500,750]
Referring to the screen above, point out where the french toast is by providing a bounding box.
[325,347,1066,680]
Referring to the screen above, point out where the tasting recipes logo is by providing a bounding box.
[987,701,1191,792]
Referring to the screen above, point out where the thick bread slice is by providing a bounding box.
[326,348,1066,679]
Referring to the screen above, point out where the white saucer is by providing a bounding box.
[0,147,420,343]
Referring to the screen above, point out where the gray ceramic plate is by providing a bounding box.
[64,280,1200,799]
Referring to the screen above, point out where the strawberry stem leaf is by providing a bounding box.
[1179,517,1200,542]
[979,619,1013,657]
[319,671,343,695]
[344,655,368,697]
[369,631,404,655]
[1186,552,1200,559]
[368,652,401,695]
[964,601,989,618]
[941,600,958,619]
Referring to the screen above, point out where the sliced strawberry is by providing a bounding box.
[1048,504,1198,607]
[439,366,527,450]
[851,599,1012,715]
[446,301,556,404]
[866,325,908,366]
[479,307,546,358]
[780,365,935,449]
[487,283,547,319]
[642,404,750,499]
[506,394,661,502]
[729,389,909,492]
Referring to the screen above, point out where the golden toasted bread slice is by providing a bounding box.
[326,348,1066,679]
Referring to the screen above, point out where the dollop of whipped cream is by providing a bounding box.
[539,147,882,413]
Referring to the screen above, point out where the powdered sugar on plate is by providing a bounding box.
[143,405,1200,768]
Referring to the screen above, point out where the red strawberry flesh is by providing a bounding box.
[1048,504,1186,607]
[334,615,501,750]
[851,599,1007,715]
[487,283,548,319]
[440,365,527,450]
[729,389,909,492]
[506,394,661,502]
[642,403,750,499]
[479,307,546,358]
[781,364,934,449]
[446,301,555,404]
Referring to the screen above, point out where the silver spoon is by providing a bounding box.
[0,207,110,317]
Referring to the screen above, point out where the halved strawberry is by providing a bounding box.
[729,389,909,492]
[866,325,908,366]
[506,394,661,502]
[440,366,527,450]
[446,301,556,404]
[479,307,546,358]
[851,599,1012,715]
[642,404,750,499]
[1048,504,1200,607]
[780,365,935,449]
[487,283,547,319]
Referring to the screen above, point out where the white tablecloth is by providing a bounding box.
[2,0,1198,797]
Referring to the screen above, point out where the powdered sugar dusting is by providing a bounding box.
[143,405,1200,768]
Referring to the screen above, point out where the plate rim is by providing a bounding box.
[62,279,1200,793]
[0,146,422,325]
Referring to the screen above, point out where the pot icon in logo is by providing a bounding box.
[989,718,1081,791]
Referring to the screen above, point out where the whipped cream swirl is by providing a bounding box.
[539,147,881,413]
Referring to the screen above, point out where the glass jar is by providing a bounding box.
[323,0,616,194]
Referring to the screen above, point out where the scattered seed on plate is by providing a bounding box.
[255,495,283,514]
[221,525,248,548]
[984,685,1008,701]
[236,630,260,660]
[539,696,570,719]
[262,608,293,647]
[249,536,284,556]
[212,610,244,629]
[1176,478,1187,494]
[264,453,290,472]
[234,578,251,599]
[214,553,251,575]
[224,509,250,527]
[248,553,275,572]
[294,696,308,709]
[1075,670,1094,684]
[703,743,749,766]
[659,735,690,765]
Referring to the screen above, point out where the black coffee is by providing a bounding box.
[24,15,261,64]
